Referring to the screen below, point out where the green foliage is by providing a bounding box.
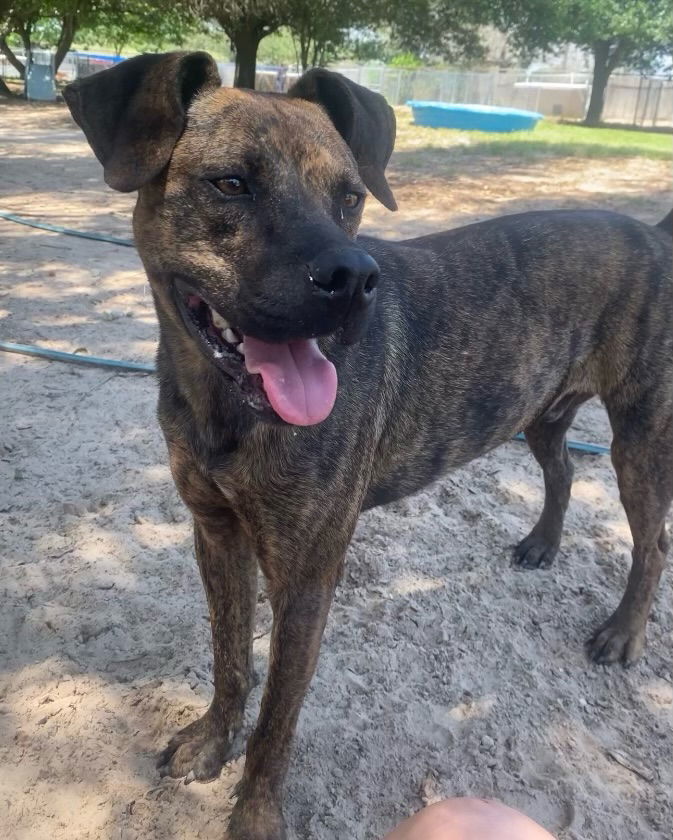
[389,51,424,68]
[76,1,199,55]
[385,0,491,64]
[342,28,390,63]
[1,1,115,72]
[161,20,233,59]
[195,0,498,81]
[256,26,296,65]
[194,0,285,85]
[283,0,371,69]
[197,0,284,45]
[0,1,41,37]
[501,0,673,70]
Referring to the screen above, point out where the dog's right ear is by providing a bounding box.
[63,52,221,192]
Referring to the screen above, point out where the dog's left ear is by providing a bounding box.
[289,69,397,211]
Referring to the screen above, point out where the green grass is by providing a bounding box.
[394,109,673,162]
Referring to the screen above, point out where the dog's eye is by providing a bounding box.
[212,176,249,196]
[343,192,362,210]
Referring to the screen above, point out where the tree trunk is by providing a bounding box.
[19,22,32,63]
[299,32,310,71]
[0,76,17,97]
[113,34,127,58]
[232,28,263,89]
[0,34,26,79]
[55,13,77,72]
[584,39,621,127]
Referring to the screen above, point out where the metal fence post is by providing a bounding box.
[394,70,402,105]
[640,78,652,126]
[652,80,663,127]
[633,76,643,126]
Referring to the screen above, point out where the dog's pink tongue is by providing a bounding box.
[242,336,337,425]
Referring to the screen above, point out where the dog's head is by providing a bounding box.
[64,51,396,426]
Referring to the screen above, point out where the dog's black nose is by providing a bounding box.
[310,248,379,297]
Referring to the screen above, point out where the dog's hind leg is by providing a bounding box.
[514,393,590,569]
[587,388,673,665]
[157,444,257,782]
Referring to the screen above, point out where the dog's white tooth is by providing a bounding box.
[224,328,238,344]
[211,309,229,331]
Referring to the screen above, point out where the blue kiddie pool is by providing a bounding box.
[407,101,543,132]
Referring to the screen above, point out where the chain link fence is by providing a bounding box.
[2,51,671,127]
[333,66,672,126]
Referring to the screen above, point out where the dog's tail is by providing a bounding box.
[656,209,673,235]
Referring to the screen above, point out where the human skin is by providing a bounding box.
[382,798,557,840]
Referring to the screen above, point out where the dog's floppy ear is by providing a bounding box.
[63,51,221,192]
[288,69,397,211]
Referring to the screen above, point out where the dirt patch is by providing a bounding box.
[1,102,672,840]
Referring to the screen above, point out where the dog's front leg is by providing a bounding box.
[228,538,346,840]
[158,445,257,782]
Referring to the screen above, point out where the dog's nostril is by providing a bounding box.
[311,262,356,294]
[328,266,354,292]
[364,270,379,294]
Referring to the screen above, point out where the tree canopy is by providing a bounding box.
[1,1,100,75]
[76,1,198,56]
[193,0,503,88]
[388,0,492,64]
[3,0,671,111]
[196,0,284,86]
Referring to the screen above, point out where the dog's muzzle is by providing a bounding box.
[173,247,380,427]
[175,280,340,427]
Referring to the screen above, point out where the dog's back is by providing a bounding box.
[359,210,672,497]
[657,208,673,236]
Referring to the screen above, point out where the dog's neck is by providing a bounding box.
[155,317,253,457]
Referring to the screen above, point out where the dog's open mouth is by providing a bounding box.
[175,284,338,426]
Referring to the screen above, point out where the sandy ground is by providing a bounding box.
[1,101,672,840]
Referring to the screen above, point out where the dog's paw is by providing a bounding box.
[586,616,646,666]
[228,793,286,840]
[157,710,239,783]
[512,533,559,570]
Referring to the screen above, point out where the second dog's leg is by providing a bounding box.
[514,397,587,569]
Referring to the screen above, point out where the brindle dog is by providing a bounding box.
[64,52,673,839]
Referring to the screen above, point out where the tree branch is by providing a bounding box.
[55,13,78,72]
[0,75,18,96]
[0,34,26,78]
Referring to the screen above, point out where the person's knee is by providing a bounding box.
[382,798,556,840]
